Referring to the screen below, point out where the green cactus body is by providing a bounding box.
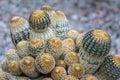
[66,30,79,41]
[5,49,20,61]
[95,55,120,80]
[51,11,70,40]
[78,30,111,74]
[64,51,79,66]
[29,10,50,32]
[10,16,30,46]
[30,27,56,42]
[16,41,30,58]
[46,37,62,60]
[35,53,55,74]
[29,38,45,57]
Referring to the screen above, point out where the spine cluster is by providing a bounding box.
[1,5,120,80]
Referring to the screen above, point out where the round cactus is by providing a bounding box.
[95,54,120,80]
[51,66,67,80]
[81,74,98,80]
[46,37,62,60]
[8,60,22,75]
[68,63,85,78]
[20,56,39,78]
[51,11,70,40]
[64,75,78,80]
[78,30,111,74]
[29,10,50,32]
[64,51,79,66]
[62,38,75,58]
[16,40,30,58]
[66,30,79,41]
[29,38,45,57]
[10,16,30,46]
[82,30,111,56]
[35,53,55,74]
[56,60,67,69]
[5,49,20,61]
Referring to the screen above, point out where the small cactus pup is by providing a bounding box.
[35,53,55,74]
[29,10,56,41]
[51,66,67,80]
[16,40,30,58]
[94,54,120,80]
[8,60,22,75]
[78,29,111,74]
[64,51,79,66]
[64,75,78,80]
[66,30,79,41]
[5,49,20,61]
[56,60,67,69]
[10,16,30,46]
[68,63,85,78]
[0,71,14,80]
[46,37,62,60]
[81,74,98,80]
[29,38,45,57]
[52,11,70,40]
[20,56,39,78]
[61,38,75,58]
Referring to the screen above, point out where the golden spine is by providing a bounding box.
[66,30,79,41]
[29,38,45,57]
[56,60,67,68]
[29,10,50,32]
[46,37,62,60]
[64,52,79,66]
[51,66,67,80]
[35,53,55,74]
[8,61,22,75]
[68,63,85,78]
[62,38,75,58]
[20,56,39,78]
[78,30,111,74]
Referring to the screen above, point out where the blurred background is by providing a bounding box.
[0,0,120,60]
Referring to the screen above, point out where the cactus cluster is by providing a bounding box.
[1,5,120,80]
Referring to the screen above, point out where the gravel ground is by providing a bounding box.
[0,0,120,60]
